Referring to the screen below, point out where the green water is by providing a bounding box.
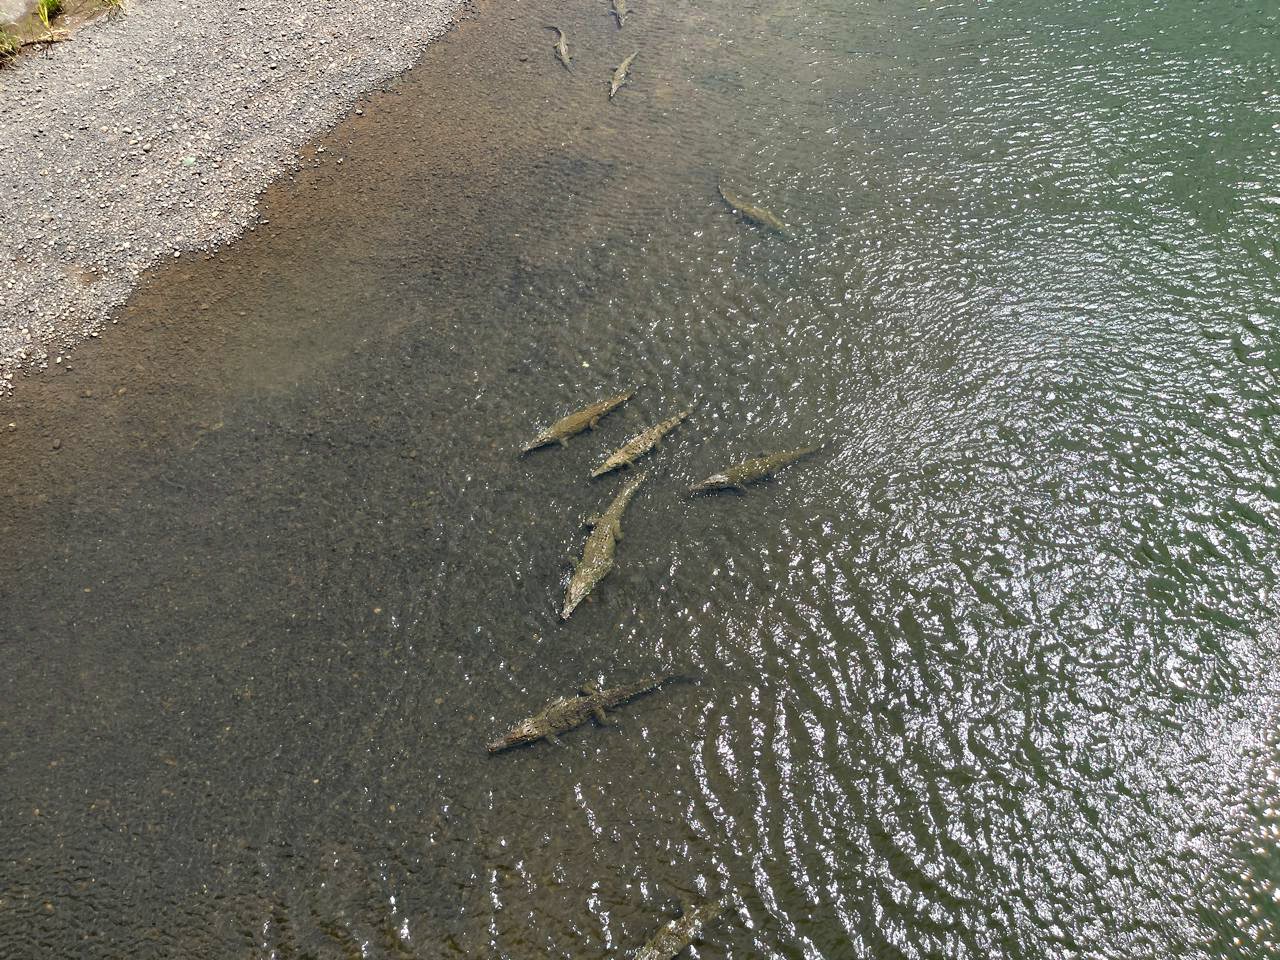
[2,0,1278,957]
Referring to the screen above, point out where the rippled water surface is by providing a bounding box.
[3,0,1279,957]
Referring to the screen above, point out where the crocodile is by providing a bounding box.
[717,179,789,237]
[487,673,676,752]
[521,390,634,454]
[610,51,638,99]
[689,446,822,494]
[563,471,648,618]
[591,408,690,478]
[634,900,726,960]
[547,25,572,71]
[612,0,628,27]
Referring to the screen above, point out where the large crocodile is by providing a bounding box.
[633,899,726,960]
[591,408,690,478]
[717,179,789,237]
[562,471,647,618]
[689,446,822,494]
[610,51,638,99]
[611,0,628,27]
[487,673,676,752]
[521,389,634,454]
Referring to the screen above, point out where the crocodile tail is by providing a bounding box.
[641,671,678,693]
[608,672,676,704]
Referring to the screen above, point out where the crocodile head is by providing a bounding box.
[488,718,543,752]
[689,473,729,494]
[562,576,592,619]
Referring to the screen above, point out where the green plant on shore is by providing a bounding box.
[0,27,19,64]
[37,0,62,35]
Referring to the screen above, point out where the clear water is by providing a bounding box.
[2,0,1278,957]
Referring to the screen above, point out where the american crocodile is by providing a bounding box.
[591,408,689,478]
[547,25,572,70]
[612,0,628,27]
[562,471,647,618]
[521,390,634,454]
[689,446,821,494]
[717,180,789,237]
[634,900,725,960]
[487,673,675,752]
[610,51,638,99]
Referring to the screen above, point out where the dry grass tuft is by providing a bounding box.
[0,27,19,63]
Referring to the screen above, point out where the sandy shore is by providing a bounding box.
[0,0,463,392]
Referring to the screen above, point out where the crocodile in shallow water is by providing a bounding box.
[610,51,638,99]
[591,408,689,478]
[689,446,821,494]
[562,470,647,618]
[487,673,676,752]
[547,25,572,70]
[633,899,726,960]
[521,389,633,453]
[717,179,789,236]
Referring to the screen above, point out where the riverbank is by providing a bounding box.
[0,0,464,392]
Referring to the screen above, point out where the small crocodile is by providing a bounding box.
[689,446,822,494]
[612,0,628,27]
[521,390,634,454]
[634,900,726,960]
[717,179,789,237]
[547,26,572,71]
[610,51,638,99]
[487,673,676,752]
[591,408,690,478]
[563,471,647,618]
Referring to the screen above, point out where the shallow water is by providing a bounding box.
[3,0,1279,957]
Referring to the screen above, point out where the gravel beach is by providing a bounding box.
[0,0,463,391]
